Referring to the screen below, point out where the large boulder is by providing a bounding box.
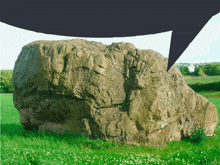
[13,39,218,147]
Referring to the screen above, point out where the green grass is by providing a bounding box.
[183,76,220,98]
[197,91,220,98]
[1,93,220,165]
[184,75,220,85]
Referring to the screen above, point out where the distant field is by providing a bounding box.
[183,76,220,98]
[184,75,220,85]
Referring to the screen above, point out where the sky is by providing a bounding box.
[0,12,220,70]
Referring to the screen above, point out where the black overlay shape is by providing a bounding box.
[0,1,219,71]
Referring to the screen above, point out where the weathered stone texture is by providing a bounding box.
[13,39,218,147]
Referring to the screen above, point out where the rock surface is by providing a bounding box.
[13,39,218,147]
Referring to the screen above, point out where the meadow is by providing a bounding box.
[184,75,220,98]
[184,75,220,85]
[1,76,220,165]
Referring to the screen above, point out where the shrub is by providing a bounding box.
[197,68,205,76]
[0,70,14,93]
[187,127,207,144]
[180,66,190,75]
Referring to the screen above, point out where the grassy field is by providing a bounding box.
[184,75,220,98]
[1,75,220,164]
[1,92,220,165]
[184,75,220,85]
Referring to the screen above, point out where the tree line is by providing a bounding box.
[180,63,220,76]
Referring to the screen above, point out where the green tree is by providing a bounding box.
[192,66,199,76]
[0,70,14,93]
[199,63,220,76]
[180,66,190,75]
[205,64,213,75]
[210,63,220,75]
[199,65,208,74]
[197,68,205,76]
